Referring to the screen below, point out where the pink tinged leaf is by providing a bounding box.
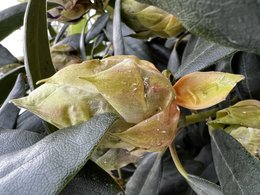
[173,71,244,110]
[81,56,174,124]
[113,101,180,151]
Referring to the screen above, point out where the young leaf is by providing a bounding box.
[138,0,260,54]
[24,0,55,90]
[187,174,223,195]
[61,160,123,194]
[174,35,236,79]
[114,101,179,151]
[0,74,25,129]
[210,129,260,195]
[173,72,244,110]
[126,152,162,195]
[229,126,260,157]
[82,55,174,124]
[209,100,260,129]
[0,113,117,194]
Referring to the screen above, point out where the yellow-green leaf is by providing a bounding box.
[121,0,184,38]
[209,100,260,129]
[173,72,244,110]
[12,83,112,129]
[81,55,174,124]
[229,126,260,157]
[113,101,180,151]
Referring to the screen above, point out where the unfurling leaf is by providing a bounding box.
[50,44,82,70]
[228,126,260,157]
[12,59,116,129]
[210,100,260,129]
[113,101,180,151]
[121,0,185,38]
[81,55,174,124]
[173,72,244,110]
[48,0,95,22]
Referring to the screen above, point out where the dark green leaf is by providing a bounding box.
[0,66,25,104]
[0,3,27,41]
[0,74,25,129]
[57,34,81,49]
[53,23,69,45]
[16,111,46,134]
[113,0,125,55]
[187,174,223,195]
[232,52,260,99]
[85,13,110,44]
[0,2,57,42]
[174,35,235,79]
[137,0,260,54]
[0,113,117,194]
[211,129,260,195]
[80,19,89,60]
[105,21,154,62]
[61,160,123,195]
[0,129,44,156]
[0,44,18,66]
[126,153,162,195]
[24,0,55,90]
[167,43,180,75]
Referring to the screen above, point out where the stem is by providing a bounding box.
[180,108,218,128]
[169,144,188,179]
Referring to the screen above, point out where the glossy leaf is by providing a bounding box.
[0,74,25,129]
[210,129,260,195]
[24,0,55,90]
[173,72,244,110]
[187,174,223,195]
[61,160,123,195]
[174,35,236,79]
[0,44,18,66]
[210,100,260,129]
[138,0,260,54]
[126,153,162,195]
[0,66,25,104]
[0,113,117,194]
